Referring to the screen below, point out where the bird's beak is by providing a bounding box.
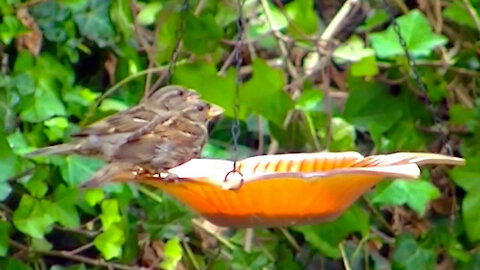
[207,104,224,120]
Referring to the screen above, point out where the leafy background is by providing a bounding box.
[0,0,479,269]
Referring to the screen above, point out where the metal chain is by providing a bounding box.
[165,0,189,84]
[382,1,448,145]
[224,0,245,189]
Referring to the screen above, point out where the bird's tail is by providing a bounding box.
[24,143,79,158]
[80,163,131,188]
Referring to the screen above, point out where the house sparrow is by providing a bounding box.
[25,85,202,159]
[25,85,224,186]
[82,100,223,187]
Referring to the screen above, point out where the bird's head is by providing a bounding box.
[181,100,224,124]
[147,85,200,110]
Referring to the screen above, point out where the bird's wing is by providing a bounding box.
[73,105,171,136]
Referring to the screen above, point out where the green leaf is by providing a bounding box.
[84,188,104,206]
[73,0,114,47]
[343,79,402,138]
[160,237,183,270]
[49,185,80,228]
[137,2,163,25]
[13,195,55,238]
[3,258,32,270]
[52,155,104,187]
[94,224,125,260]
[462,192,480,241]
[285,0,318,35]
[172,62,237,117]
[0,15,29,45]
[0,220,9,256]
[373,179,440,216]
[443,0,480,29]
[240,59,293,126]
[450,155,480,192]
[31,237,52,252]
[109,0,133,40]
[156,13,181,63]
[0,130,22,182]
[292,205,369,258]
[100,199,121,230]
[20,77,67,122]
[370,9,447,58]
[449,105,475,125]
[43,117,69,142]
[0,182,12,202]
[21,167,49,198]
[392,234,436,270]
[183,13,222,55]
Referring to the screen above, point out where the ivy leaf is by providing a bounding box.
[20,77,67,122]
[100,199,121,230]
[73,0,115,47]
[373,179,440,216]
[462,192,480,242]
[183,13,222,55]
[49,185,80,228]
[172,62,237,118]
[52,155,104,187]
[3,259,32,270]
[292,205,369,258]
[21,167,49,198]
[0,220,9,256]
[94,224,125,260]
[160,237,183,270]
[240,59,293,126]
[443,0,480,29]
[0,15,29,45]
[285,0,318,36]
[84,188,104,206]
[0,182,12,202]
[370,9,447,58]
[392,234,436,270]
[13,195,55,238]
[0,130,22,182]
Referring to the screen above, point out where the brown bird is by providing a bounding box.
[25,85,223,186]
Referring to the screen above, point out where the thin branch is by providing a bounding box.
[9,239,146,270]
[462,0,480,36]
[191,219,236,250]
[259,0,298,79]
[339,242,352,270]
[279,228,301,252]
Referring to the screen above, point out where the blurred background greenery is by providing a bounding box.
[1,0,480,269]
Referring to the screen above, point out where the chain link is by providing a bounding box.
[223,0,245,189]
[165,0,189,84]
[232,0,245,168]
[382,1,447,142]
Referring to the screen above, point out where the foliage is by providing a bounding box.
[0,0,479,269]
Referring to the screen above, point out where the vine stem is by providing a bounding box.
[9,239,146,270]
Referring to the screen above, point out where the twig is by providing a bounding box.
[339,242,352,270]
[191,219,236,250]
[279,228,301,252]
[244,228,253,252]
[137,185,163,204]
[65,242,95,255]
[321,67,332,150]
[259,0,298,79]
[181,239,201,270]
[9,239,146,270]
[462,0,480,36]
[361,197,396,236]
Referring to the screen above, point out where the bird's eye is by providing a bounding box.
[177,90,184,96]
[196,105,205,111]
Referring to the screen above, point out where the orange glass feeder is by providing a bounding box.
[110,152,464,227]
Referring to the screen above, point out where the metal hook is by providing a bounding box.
[224,167,244,191]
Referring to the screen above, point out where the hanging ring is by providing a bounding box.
[224,169,244,191]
